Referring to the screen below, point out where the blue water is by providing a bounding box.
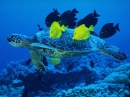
[0,0,130,70]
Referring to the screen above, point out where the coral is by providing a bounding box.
[103,63,130,86]
[0,59,98,96]
[0,53,129,96]
[55,63,130,97]
[56,83,130,97]
[0,85,24,97]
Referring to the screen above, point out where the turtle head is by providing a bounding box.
[7,34,33,48]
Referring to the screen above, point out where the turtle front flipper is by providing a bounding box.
[29,49,46,72]
[99,44,127,60]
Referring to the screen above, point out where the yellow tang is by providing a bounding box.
[49,21,66,39]
[50,58,61,65]
[72,24,94,40]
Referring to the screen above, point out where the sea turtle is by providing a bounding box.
[7,28,127,72]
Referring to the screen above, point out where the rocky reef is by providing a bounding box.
[56,63,130,97]
[0,52,130,97]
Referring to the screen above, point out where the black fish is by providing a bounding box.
[66,64,74,71]
[100,23,120,38]
[77,10,100,27]
[25,58,31,65]
[59,8,79,28]
[54,63,62,70]
[45,8,60,27]
[22,88,29,97]
[91,31,99,37]
[90,60,94,68]
[37,73,43,82]
[42,56,48,66]
[37,24,44,31]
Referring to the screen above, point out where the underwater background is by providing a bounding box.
[0,0,130,96]
[0,0,130,70]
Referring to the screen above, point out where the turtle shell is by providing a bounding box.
[34,28,106,52]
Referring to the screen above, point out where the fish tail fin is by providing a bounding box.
[89,25,94,32]
[114,23,120,31]
[53,8,60,15]
[93,10,100,17]
[60,25,66,32]
[72,8,79,13]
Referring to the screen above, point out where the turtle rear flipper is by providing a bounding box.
[99,44,127,60]
[29,49,46,72]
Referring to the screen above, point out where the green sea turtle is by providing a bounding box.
[7,29,127,72]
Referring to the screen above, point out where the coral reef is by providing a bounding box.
[56,62,130,96]
[0,53,130,96]
[103,63,130,86]
[56,83,130,97]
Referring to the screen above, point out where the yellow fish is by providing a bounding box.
[72,24,94,40]
[49,21,66,39]
[50,58,61,65]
